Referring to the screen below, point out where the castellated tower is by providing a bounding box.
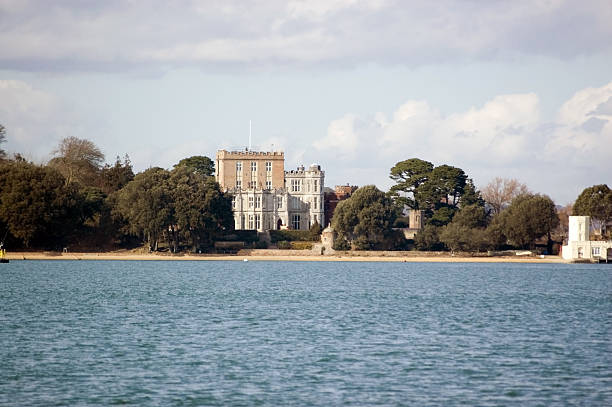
[216,149,325,232]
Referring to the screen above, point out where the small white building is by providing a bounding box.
[562,216,612,262]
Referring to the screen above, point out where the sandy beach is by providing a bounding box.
[4,250,568,263]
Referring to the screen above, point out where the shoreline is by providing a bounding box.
[4,251,568,263]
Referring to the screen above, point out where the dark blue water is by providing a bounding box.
[1,261,610,406]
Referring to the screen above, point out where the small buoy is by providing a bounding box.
[243,258,248,262]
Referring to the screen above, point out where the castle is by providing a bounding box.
[215,149,325,231]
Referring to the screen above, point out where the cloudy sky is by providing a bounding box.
[1,0,611,204]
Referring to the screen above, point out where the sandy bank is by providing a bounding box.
[4,250,567,263]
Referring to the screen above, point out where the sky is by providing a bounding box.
[1,0,611,205]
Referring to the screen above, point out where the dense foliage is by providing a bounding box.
[573,184,612,236]
[389,158,482,227]
[0,137,233,252]
[0,162,83,247]
[332,185,398,250]
[173,155,215,177]
[495,194,559,250]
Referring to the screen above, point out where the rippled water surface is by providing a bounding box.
[1,260,611,406]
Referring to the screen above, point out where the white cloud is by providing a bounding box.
[0,79,110,164]
[545,82,612,166]
[0,0,610,72]
[0,80,65,162]
[315,92,539,165]
[313,81,612,204]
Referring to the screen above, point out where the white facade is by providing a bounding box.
[228,164,325,232]
[562,216,612,262]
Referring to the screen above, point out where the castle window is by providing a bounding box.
[236,179,241,189]
[277,197,283,209]
[255,214,261,230]
[314,197,318,209]
[232,196,236,209]
[255,196,261,209]
[290,179,302,192]
[592,247,600,256]
[266,180,272,190]
[251,162,257,172]
[292,214,301,230]
[266,161,272,172]
[248,196,254,208]
[236,161,242,173]
[314,179,318,191]
[248,215,254,229]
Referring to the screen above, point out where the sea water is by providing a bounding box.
[1,260,610,406]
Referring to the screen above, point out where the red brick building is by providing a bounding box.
[323,184,358,226]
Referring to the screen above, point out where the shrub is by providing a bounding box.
[254,240,268,249]
[332,235,351,251]
[270,230,313,242]
[290,241,313,250]
[415,224,446,251]
[277,240,291,249]
[217,230,259,243]
[309,221,322,239]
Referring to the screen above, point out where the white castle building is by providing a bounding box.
[215,149,324,232]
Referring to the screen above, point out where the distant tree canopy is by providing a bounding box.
[496,193,559,249]
[100,155,135,194]
[389,158,434,208]
[48,137,105,186]
[0,136,231,252]
[173,155,215,177]
[389,158,479,227]
[114,167,173,251]
[0,161,83,247]
[439,204,489,253]
[113,166,233,252]
[573,184,612,235]
[332,185,398,250]
[169,165,232,251]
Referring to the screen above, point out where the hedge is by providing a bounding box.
[269,230,314,242]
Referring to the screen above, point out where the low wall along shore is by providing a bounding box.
[4,249,567,263]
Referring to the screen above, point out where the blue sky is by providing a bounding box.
[1,0,611,204]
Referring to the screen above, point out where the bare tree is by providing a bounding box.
[48,137,105,185]
[0,124,6,159]
[481,177,530,215]
[554,203,573,242]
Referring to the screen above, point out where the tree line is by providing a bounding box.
[0,134,233,252]
[332,158,611,253]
